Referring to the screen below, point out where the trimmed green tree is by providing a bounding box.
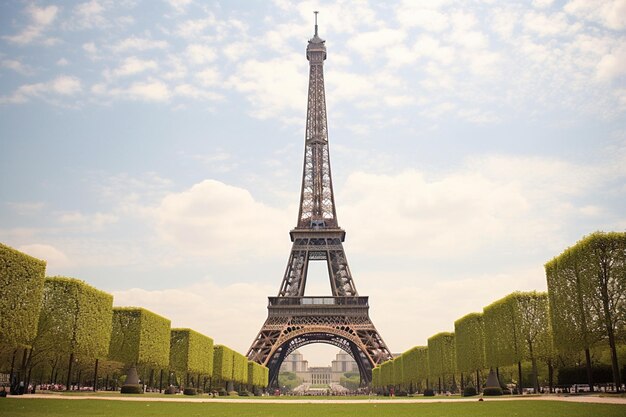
[247,360,268,393]
[232,350,248,391]
[427,332,455,393]
[371,366,381,390]
[484,292,554,394]
[108,307,171,392]
[0,243,46,387]
[392,356,404,391]
[415,346,430,391]
[213,345,234,392]
[454,312,485,392]
[170,328,214,392]
[546,248,602,390]
[34,277,113,391]
[547,232,626,392]
[0,243,46,350]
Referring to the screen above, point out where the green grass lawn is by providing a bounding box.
[0,398,624,417]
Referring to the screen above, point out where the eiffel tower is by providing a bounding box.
[247,13,392,386]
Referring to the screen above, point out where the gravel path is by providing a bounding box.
[9,394,626,405]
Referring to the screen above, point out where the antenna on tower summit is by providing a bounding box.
[314,11,319,36]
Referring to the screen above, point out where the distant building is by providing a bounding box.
[280,350,308,373]
[279,349,358,384]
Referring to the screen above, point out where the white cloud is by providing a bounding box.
[523,11,581,37]
[18,244,69,270]
[6,201,45,215]
[127,81,171,102]
[185,44,216,65]
[92,80,171,102]
[395,2,449,32]
[227,53,307,120]
[112,36,169,53]
[56,58,69,66]
[152,179,290,260]
[174,83,222,100]
[69,0,107,30]
[58,211,118,231]
[596,44,626,82]
[347,29,406,61]
[565,0,626,30]
[0,75,82,104]
[83,42,98,57]
[174,17,215,39]
[532,0,555,8]
[195,67,220,86]
[1,59,32,75]
[166,0,193,13]
[339,154,607,260]
[3,4,58,45]
[105,56,158,79]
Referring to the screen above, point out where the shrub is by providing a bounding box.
[463,386,477,397]
[165,386,177,394]
[0,243,46,349]
[228,390,239,396]
[183,388,197,395]
[502,388,512,395]
[396,390,408,397]
[121,384,143,394]
[483,387,503,396]
[423,388,435,396]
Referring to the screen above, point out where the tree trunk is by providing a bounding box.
[66,352,74,391]
[476,369,480,393]
[93,359,99,392]
[26,367,32,394]
[159,369,164,393]
[517,361,523,394]
[149,369,154,391]
[460,372,464,391]
[438,376,441,394]
[585,348,594,392]
[9,349,17,389]
[531,357,539,393]
[548,360,554,393]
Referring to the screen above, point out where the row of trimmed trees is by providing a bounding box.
[0,243,268,394]
[373,231,625,394]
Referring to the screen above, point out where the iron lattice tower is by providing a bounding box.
[247,14,392,387]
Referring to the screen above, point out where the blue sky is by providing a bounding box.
[1,0,625,365]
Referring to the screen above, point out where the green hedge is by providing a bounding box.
[380,359,392,387]
[400,346,428,390]
[483,296,521,368]
[213,345,234,382]
[36,277,113,360]
[546,231,626,391]
[392,356,404,387]
[427,332,455,389]
[247,361,268,388]
[109,307,171,369]
[0,243,46,349]
[232,351,248,384]
[170,328,214,376]
[371,366,380,388]
[454,312,485,374]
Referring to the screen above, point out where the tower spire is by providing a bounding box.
[314,11,318,36]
